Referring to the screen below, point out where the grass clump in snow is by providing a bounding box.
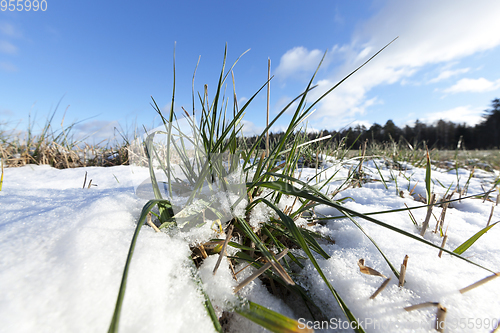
[109,42,499,333]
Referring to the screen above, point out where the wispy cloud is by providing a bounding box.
[442,77,500,94]
[278,0,500,128]
[0,40,18,54]
[428,67,470,83]
[0,23,21,71]
[0,22,22,38]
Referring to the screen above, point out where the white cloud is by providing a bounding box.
[428,68,470,83]
[279,0,500,128]
[0,40,17,54]
[240,119,263,136]
[442,77,500,94]
[420,105,484,126]
[349,120,372,130]
[274,47,324,80]
[357,0,500,67]
[355,46,373,62]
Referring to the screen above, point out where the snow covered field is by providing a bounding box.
[0,161,499,332]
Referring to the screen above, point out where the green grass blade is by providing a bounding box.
[167,46,177,197]
[235,301,313,333]
[202,288,223,333]
[261,226,287,255]
[190,261,223,333]
[297,228,331,259]
[235,217,278,264]
[425,149,432,205]
[453,221,500,255]
[372,159,388,190]
[315,190,496,220]
[108,199,172,333]
[268,223,330,260]
[144,132,175,223]
[306,37,398,115]
[242,89,311,171]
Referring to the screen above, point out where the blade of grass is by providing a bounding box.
[261,225,304,269]
[108,198,221,333]
[372,159,388,190]
[144,132,175,224]
[425,148,432,205]
[235,217,288,273]
[453,221,500,255]
[315,190,496,220]
[108,199,172,333]
[235,301,313,333]
[269,223,330,260]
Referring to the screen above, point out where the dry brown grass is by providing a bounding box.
[0,120,129,168]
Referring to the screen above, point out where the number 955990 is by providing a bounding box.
[1,0,48,11]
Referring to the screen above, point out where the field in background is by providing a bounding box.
[1,119,499,172]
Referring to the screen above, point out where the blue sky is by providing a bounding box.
[2,0,500,144]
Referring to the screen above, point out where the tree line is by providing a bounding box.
[246,98,500,150]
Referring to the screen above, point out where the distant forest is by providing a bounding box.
[248,98,500,150]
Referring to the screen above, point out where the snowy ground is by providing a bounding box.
[0,161,499,332]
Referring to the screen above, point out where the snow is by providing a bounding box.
[0,161,499,332]
[0,165,213,332]
[297,160,500,332]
